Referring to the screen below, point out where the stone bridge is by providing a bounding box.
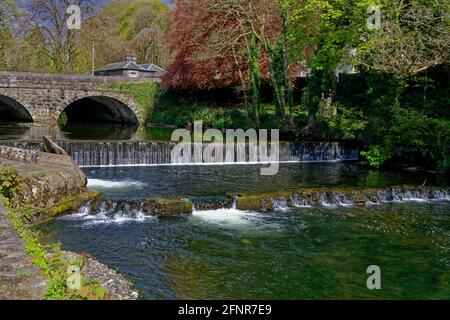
[0,72,158,125]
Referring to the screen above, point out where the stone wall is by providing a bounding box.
[0,145,40,163]
[0,145,98,223]
[0,72,158,124]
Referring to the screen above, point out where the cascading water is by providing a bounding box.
[62,187,450,224]
[63,200,151,224]
[268,188,450,211]
[1,140,359,167]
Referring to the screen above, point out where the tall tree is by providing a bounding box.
[288,0,375,134]
[118,0,172,68]
[0,0,19,69]
[164,0,293,126]
[355,0,449,76]
[27,0,95,73]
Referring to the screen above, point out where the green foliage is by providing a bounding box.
[118,0,169,40]
[299,70,335,136]
[318,103,367,140]
[57,112,68,127]
[384,109,450,170]
[361,145,393,168]
[288,0,375,71]
[269,40,288,118]
[354,0,449,76]
[7,206,111,300]
[150,89,251,130]
[8,207,67,299]
[111,82,159,123]
[0,166,21,200]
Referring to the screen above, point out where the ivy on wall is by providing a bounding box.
[110,82,160,124]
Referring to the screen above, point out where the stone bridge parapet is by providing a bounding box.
[0,71,158,124]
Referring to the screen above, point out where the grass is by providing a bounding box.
[4,198,110,300]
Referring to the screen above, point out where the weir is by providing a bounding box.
[66,186,450,223]
[1,140,359,167]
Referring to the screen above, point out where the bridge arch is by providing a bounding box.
[0,94,33,122]
[61,96,139,125]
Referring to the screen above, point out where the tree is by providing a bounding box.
[288,0,375,134]
[164,0,294,126]
[355,0,449,76]
[0,0,18,29]
[118,0,172,68]
[5,26,52,72]
[352,0,449,168]
[0,0,18,69]
[27,0,96,73]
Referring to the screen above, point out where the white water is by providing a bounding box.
[87,179,147,189]
[58,187,450,228]
[190,206,288,234]
[3,140,359,167]
[192,208,259,226]
[60,201,155,226]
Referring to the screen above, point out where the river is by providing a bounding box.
[2,121,449,299]
[40,164,450,300]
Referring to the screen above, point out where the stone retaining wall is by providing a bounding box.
[0,145,98,223]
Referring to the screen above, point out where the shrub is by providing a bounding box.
[318,103,367,141]
[361,145,393,168]
[0,166,21,200]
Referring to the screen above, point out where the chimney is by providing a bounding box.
[125,51,137,63]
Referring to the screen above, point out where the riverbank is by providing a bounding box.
[0,144,98,223]
[0,198,46,300]
[1,198,138,300]
[0,143,139,299]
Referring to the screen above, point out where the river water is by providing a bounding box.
[39,164,450,300]
[2,121,449,299]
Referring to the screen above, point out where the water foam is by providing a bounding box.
[192,208,258,226]
[87,179,147,189]
[60,201,155,226]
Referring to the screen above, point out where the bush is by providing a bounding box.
[318,103,367,141]
[361,145,393,168]
[382,108,450,170]
[151,89,252,130]
[0,166,21,200]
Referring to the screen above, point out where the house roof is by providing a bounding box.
[139,63,167,77]
[95,59,167,78]
[95,61,149,73]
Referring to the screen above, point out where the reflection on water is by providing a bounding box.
[40,202,450,299]
[0,121,174,141]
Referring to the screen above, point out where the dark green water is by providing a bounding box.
[39,165,450,300]
[84,163,447,199]
[41,202,449,300]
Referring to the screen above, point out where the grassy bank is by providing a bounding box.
[1,167,111,300]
